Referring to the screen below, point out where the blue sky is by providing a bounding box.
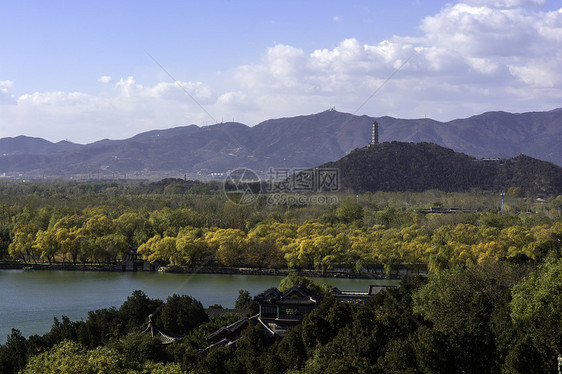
[1,0,561,143]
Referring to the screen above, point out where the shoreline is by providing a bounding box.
[0,261,425,280]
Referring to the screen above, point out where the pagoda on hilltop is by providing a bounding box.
[368,120,379,147]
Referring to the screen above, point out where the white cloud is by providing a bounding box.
[217,91,248,105]
[114,76,143,98]
[266,44,307,87]
[0,77,220,143]
[420,4,539,57]
[509,60,562,86]
[0,80,17,105]
[417,3,562,89]
[466,57,501,74]
[149,81,214,103]
[1,1,562,143]
[229,1,562,119]
[97,75,113,84]
[0,80,14,89]
[463,0,546,8]
[537,8,562,41]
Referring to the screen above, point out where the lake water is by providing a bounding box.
[0,269,395,341]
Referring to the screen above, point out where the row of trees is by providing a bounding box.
[137,219,562,273]
[4,205,211,264]
[3,198,561,274]
[1,179,560,273]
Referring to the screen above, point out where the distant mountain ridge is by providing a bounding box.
[0,108,560,178]
[0,136,81,156]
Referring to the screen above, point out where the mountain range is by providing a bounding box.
[0,108,560,178]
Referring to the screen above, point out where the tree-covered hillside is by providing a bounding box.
[321,142,562,195]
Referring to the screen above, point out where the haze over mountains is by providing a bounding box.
[0,108,560,179]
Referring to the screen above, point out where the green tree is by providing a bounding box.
[158,294,209,335]
[236,324,277,374]
[21,339,185,374]
[9,223,39,263]
[234,290,259,315]
[95,233,129,262]
[510,256,562,364]
[114,212,150,247]
[33,228,60,264]
[57,227,88,265]
[278,273,329,295]
[413,263,523,373]
[336,197,364,224]
[175,227,211,267]
[0,329,28,373]
[245,233,283,269]
[138,235,180,265]
[206,228,248,267]
[275,325,308,371]
[110,333,172,370]
[118,290,163,333]
[149,208,172,236]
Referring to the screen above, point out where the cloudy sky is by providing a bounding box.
[1,0,561,144]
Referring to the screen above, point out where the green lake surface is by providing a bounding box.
[0,269,397,340]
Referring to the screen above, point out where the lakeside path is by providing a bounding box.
[0,261,426,279]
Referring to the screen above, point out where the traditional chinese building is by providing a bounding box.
[118,249,160,272]
[254,285,322,335]
[204,285,322,352]
[203,316,272,352]
[140,314,182,344]
[203,283,397,352]
[331,284,398,303]
[368,120,379,147]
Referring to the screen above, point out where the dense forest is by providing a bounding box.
[0,179,561,373]
[1,179,561,274]
[1,263,561,373]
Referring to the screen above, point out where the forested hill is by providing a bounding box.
[321,142,562,195]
